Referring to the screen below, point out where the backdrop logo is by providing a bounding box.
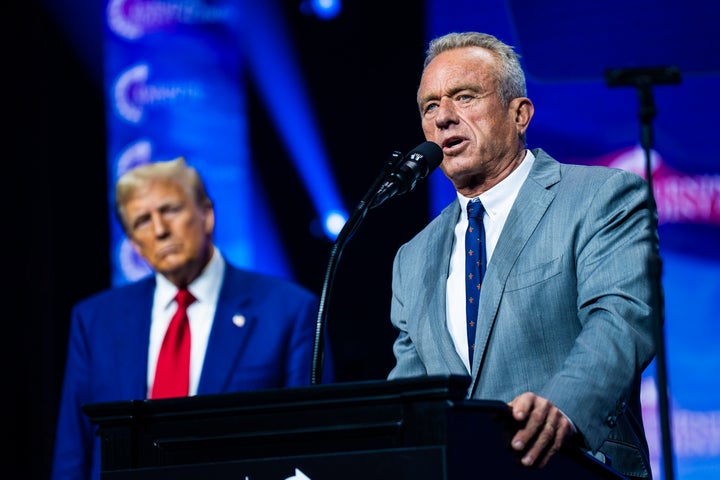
[114,140,155,281]
[112,63,204,123]
[107,0,236,40]
[119,238,153,281]
[115,139,153,179]
[642,376,720,475]
[588,146,720,226]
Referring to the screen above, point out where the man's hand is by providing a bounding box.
[508,392,575,468]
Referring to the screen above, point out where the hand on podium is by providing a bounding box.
[508,392,575,469]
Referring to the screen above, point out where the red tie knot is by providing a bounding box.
[175,288,196,310]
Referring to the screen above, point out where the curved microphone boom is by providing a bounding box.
[310,141,443,385]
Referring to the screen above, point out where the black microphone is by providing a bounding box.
[370,141,443,209]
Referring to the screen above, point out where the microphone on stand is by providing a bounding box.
[370,141,443,209]
[310,141,443,385]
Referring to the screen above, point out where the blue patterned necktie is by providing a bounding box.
[465,199,486,367]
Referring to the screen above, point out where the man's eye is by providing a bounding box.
[424,103,438,114]
[161,203,184,215]
[132,217,150,231]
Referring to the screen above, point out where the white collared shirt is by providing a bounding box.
[147,247,225,396]
[446,150,535,372]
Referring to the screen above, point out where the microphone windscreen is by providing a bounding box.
[407,141,443,177]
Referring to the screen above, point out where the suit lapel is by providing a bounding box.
[197,266,254,394]
[422,201,468,373]
[112,279,155,399]
[470,151,561,391]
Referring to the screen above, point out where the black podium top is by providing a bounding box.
[84,375,626,480]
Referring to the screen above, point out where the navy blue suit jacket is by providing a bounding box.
[52,263,333,480]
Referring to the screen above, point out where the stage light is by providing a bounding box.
[324,210,347,238]
[300,0,342,20]
[244,1,348,244]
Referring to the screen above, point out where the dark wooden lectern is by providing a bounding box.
[84,375,626,479]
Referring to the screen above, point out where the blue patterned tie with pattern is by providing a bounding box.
[465,199,486,367]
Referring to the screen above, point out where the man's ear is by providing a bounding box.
[203,205,215,235]
[512,97,534,138]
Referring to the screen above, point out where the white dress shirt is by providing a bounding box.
[147,247,225,396]
[446,150,535,372]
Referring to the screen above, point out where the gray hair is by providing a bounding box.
[423,31,527,107]
[115,157,211,233]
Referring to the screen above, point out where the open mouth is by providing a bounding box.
[443,137,465,150]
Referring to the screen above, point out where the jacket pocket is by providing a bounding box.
[504,255,563,292]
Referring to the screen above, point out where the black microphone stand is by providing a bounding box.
[605,66,681,480]
[310,151,405,385]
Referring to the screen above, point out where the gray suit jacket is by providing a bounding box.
[388,148,658,478]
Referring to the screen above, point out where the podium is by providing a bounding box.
[84,375,626,479]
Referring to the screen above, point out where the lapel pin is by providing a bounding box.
[232,314,246,328]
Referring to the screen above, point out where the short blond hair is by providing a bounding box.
[115,157,211,233]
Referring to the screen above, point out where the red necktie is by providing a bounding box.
[150,288,196,399]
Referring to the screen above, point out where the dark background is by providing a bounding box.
[10,1,429,478]
[14,1,720,478]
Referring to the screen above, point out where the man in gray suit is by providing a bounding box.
[387,32,658,479]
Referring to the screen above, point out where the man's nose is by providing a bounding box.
[150,212,170,237]
[435,97,458,127]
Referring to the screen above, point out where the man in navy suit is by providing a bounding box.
[387,32,659,479]
[51,157,333,480]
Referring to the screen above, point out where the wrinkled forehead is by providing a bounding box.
[124,180,188,211]
[418,48,498,101]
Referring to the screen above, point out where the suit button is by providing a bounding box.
[606,416,617,428]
